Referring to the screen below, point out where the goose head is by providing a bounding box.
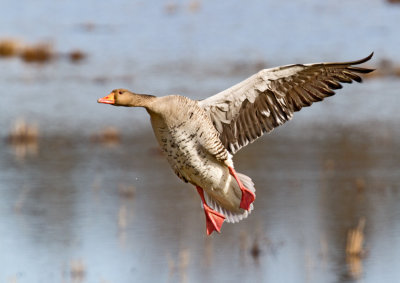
[98,89,155,107]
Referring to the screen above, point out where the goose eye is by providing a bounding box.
[118,91,123,95]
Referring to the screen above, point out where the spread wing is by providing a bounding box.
[198,53,374,154]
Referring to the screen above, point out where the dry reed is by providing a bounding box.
[20,43,53,63]
[346,218,366,256]
[0,39,20,57]
[7,118,38,144]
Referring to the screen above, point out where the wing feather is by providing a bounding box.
[199,53,374,154]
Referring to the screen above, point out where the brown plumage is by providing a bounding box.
[98,53,374,235]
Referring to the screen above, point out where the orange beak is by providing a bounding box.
[98,93,115,104]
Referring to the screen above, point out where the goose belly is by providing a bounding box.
[155,125,228,190]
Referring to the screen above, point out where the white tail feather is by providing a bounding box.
[203,172,256,223]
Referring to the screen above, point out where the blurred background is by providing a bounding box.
[1,0,399,282]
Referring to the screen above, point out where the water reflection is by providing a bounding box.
[6,119,39,161]
[1,124,398,282]
[346,218,366,281]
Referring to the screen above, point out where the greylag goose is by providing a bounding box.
[98,53,374,235]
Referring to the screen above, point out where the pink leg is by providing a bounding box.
[196,186,225,235]
[228,166,255,211]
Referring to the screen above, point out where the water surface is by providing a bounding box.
[1,0,400,282]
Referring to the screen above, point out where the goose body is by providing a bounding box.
[98,53,374,235]
[149,95,253,219]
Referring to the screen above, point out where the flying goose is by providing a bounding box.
[98,53,374,235]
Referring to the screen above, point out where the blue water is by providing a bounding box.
[1,0,400,135]
[1,0,400,282]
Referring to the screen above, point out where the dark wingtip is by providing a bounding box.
[345,52,375,76]
[329,52,374,68]
[352,52,374,65]
[364,68,375,73]
[365,51,374,61]
[347,66,376,74]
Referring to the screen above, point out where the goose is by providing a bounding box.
[98,53,374,235]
